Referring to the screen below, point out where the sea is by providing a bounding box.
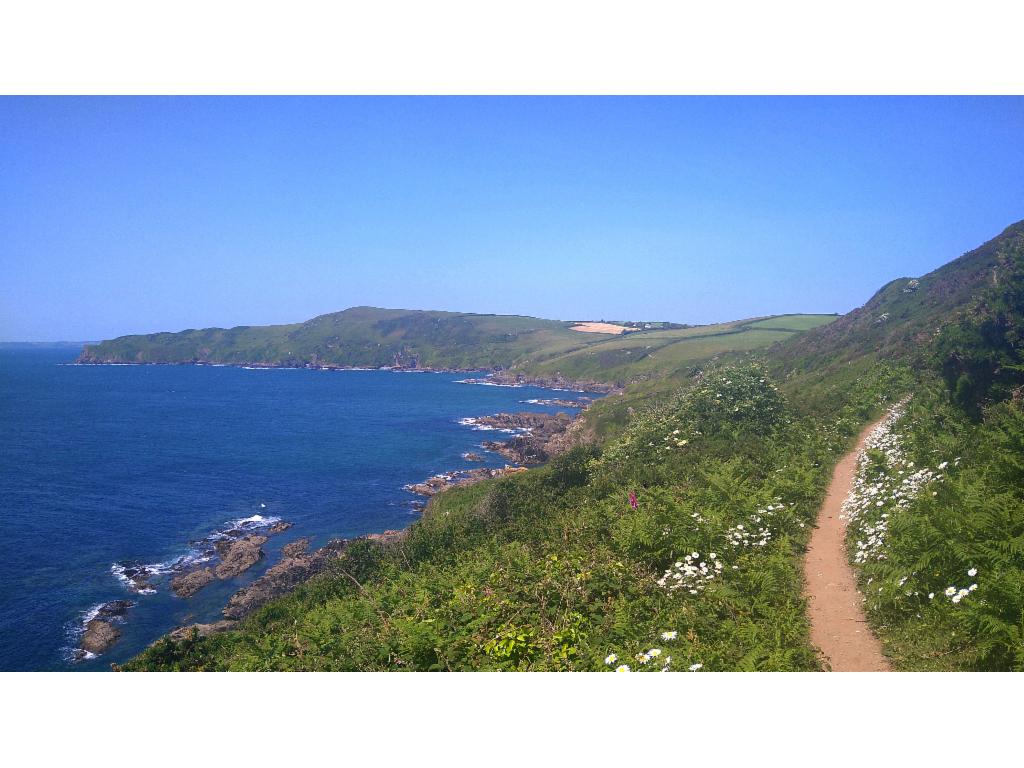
[0,346,592,671]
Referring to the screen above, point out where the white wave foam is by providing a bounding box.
[111,512,282,593]
[453,378,523,387]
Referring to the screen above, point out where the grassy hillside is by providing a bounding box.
[123,219,1024,672]
[78,306,835,386]
[514,315,835,383]
[78,306,587,370]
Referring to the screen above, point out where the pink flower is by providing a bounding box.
[628,490,639,510]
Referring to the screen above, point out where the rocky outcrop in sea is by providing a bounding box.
[472,411,575,464]
[73,600,136,659]
[221,539,351,620]
[404,466,528,497]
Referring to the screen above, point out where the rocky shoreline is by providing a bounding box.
[105,390,599,663]
[71,357,619,395]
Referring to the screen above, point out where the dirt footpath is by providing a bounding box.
[804,416,892,672]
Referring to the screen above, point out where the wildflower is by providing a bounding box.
[928,593,935,599]
[604,654,617,665]
[968,584,978,592]
[952,594,963,604]
[648,648,662,657]
[967,567,977,577]
[688,663,703,671]
[661,631,678,641]
[636,653,651,664]
[628,490,639,510]
[615,665,630,673]
[944,587,957,597]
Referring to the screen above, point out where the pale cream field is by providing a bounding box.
[569,322,630,334]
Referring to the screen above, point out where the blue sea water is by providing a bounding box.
[0,347,591,671]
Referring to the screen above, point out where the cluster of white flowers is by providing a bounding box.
[724,501,787,549]
[605,630,701,672]
[657,551,724,594]
[842,399,948,564]
[942,568,980,604]
[657,428,691,451]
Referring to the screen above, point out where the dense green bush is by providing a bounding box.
[934,235,1024,416]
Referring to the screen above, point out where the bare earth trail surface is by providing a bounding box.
[804,415,892,672]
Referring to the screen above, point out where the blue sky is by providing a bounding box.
[1,97,1021,341]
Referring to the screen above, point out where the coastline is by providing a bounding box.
[80,372,604,666]
[70,356,620,395]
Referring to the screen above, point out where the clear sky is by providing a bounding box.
[1,96,1021,341]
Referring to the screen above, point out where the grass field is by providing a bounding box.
[517,314,837,383]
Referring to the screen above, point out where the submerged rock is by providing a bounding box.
[268,521,293,535]
[94,600,135,620]
[115,563,157,594]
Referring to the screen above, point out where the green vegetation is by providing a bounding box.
[845,385,1024,670]
[123,218,1024,672]
[124,362,904,671]
[79,307,835,386]
[79,306,587,371]
[521,315,835,384]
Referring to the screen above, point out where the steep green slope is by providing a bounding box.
[78,306,589,370]
[776,220,1024,374]
[123,219,1024,672]
[77,306,835,386]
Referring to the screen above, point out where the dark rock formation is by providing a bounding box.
[168,620,238,642]
[485,372,617,393]
[116,563,157,594]
[281,538,311,558]
[521,398,588,408]
[213,535,267,579]
[476,411,575,465]
[364,529,408,545]
[405,466,527,497]
[94,600,135,620]
[462,452,485,462]
[268,521,293,535]
[81,619,121,654]
[170,567,216,598]
[222,539,350,620]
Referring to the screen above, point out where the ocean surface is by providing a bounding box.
[0,347,592,671]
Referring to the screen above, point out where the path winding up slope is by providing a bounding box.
[804,416,891,672]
